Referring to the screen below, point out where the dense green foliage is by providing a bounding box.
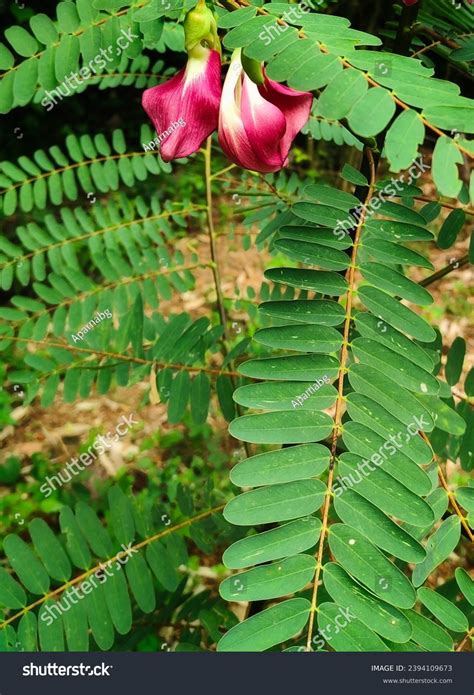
[0,0,472,653]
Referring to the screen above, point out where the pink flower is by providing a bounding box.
[142,44,222,161]
[218,52,313,173]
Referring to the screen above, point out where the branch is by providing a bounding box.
[0,503,225,631]
[5,336,240,378]
[420,254,469,287]
[394,1,421,56]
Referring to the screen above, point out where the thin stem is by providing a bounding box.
[305,149,377,651]
[203,138,252,459]
[0,149,158,196]
[414,195,474,216]
[5,336,240,379]
[210,164,237,180]
[394,1,421,56]
[7,262,209,330]
[420,254,469,287]
[456,627,473,652]
[204,137,229,340]
[1,206,206,272]
[0,503,225,631]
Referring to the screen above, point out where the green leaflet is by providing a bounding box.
[403,610,453,652]
[445,336,466,386]
[224,480,326,525]
[18,613,38,652]
[323,563,412,642]
[341,421,432,495]
[63,599,89,651]
[223,517,321,569]
[59,506,92,570]
[384,110,425,172]
[253,324,343,353]
[108,485,135,547]
[432,137,463,198]
[357,286,437,342]
[351,338,438,395]
[217,598,311,652]
[75,503,114,558]
[363,218,434,242]
[258,299,345,325]
[417,588,469,633]
[375,201,426,225]
[347,87,396,137]
[316,602,390,652]
[229,410,333,444]
[361,238,434,270]
[455,568,474,606]
[3,534,50,595]
[415,394,466,436]
[83,581,115,650]
[230,444,330,486]
[328,524,416,609]
[289,202,352,229]
[301,184,359,210]
[146,541,180,592]
[334,489,426,563]
[402,488,449,541]
[383,640,427,653]
[125,552,156,614]
[359,262,433,306]
[316,68,368,120]
[38,601,65,651]
[104,565,132,636]
[412,517,461,587]
[348,363,435,431]
[0,567,27,609]
[238,354,339,381]
[28,518,72,583]
[220,555,316,602]
[456,487,474,513]
[265,267,348,295]
[275,237,350,270]
[336,453,434,527]
[233,382,337,411]
[278,224,352,249]
[345,392,433,465]
[354,312,435,372]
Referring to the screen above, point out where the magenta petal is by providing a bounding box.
[218,57,287,173]
[240,76,287,171]
[142,48,222,161]
[258,74,313,161]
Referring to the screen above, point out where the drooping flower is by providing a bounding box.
[142,0,221,161]
[218,51,313,173]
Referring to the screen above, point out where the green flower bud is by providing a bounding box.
[184,0,220,53]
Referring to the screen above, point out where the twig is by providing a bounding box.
[420,254,469,287]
